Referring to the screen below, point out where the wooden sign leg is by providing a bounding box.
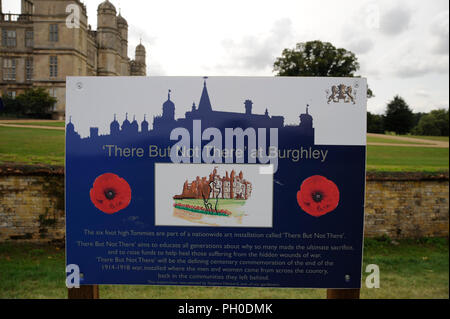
[68,285,99,299]
[326,288,360,299]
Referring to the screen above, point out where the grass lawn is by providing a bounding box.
[0,126,64,166]
[0,238,447,299]
[366,145,449,172]
[0,126,448,172]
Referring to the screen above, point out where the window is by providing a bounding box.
[49,56,58,77]
[26,58,33,81]
[49,24,58,42]
[48,88,57,111]
[49,88,56,97]
[2,30,17,47]
[7,91,16,99]
[3,58,16,80]
[25,30,34,47]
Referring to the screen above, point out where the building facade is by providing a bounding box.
[0,0,147,119]
[173,168,253,201]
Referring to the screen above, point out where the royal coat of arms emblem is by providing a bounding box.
[326,84,356,104]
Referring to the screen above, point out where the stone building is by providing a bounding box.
[0,0,147,119]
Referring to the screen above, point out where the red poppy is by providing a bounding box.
[89,173,132,214]
[296,175,339,217]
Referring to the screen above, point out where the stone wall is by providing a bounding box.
[0,165,448,243]
[364,172,449,238]
[0,165,65,243]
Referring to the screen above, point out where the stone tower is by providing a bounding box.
[97,0,120,75]
[117,11,130,75]
[131,41,146,76]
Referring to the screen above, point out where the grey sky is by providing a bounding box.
[3,0,449,114]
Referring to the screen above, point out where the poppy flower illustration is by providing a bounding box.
[89,173,132,214]
[296,175,340,217]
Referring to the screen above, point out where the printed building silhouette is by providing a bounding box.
[67,78,315,148]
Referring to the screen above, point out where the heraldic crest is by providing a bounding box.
[326,84,356,104]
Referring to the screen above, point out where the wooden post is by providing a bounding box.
[327,288,360,299]
[68,285,99,299]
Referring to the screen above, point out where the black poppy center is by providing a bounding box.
[312,191,323,203]
[104,189,116,200]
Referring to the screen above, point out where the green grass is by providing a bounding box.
[0,126,448,172]
[0,126,65,166]
[367,136,430,145]
[5,121,65,128]
[367,145,449,172]
[0,239,447,299]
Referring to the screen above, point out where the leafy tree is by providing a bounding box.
[274,41,359,76]
[412,112,426,128]
[0,94,21,115]
[383,95,414,134]
[367,112,384,133]
[412,109,449,136]
[273,40,373,98]
[1,88,56,118]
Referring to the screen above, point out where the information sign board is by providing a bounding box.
[66,76,367,288]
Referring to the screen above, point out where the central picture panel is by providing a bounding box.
[155,163,274,227]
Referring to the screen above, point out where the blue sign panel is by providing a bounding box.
[66,76,367,288]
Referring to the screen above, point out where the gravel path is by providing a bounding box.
[367,133,448,148]
[0,123,64,131]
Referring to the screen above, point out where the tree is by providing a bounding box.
[273,40,373,98]
[383,95,414,134]
[367,112,384,133]
[0,94,21,115]
[412,112,426,128]
[1,88,57,118]
[412,109,449,136]
[274,41,359,76]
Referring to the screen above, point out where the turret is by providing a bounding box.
[141,114,149,132]
[130,41,147,76]
[162,90,175,121]
[244,100,253,115]
[131,115,138,133]
[97,0,117,31]
[117,11,128,58]
[299,104,313,129]
[198,77,212,113]
[135,42,146,64]
[66,116,75,135]
[110,114,120,135]
[298,104,314,140]
[97,0,119,75]
[66,116,81,140]
[121,112,131,131]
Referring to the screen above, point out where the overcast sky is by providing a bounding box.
[3,0,449,114]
